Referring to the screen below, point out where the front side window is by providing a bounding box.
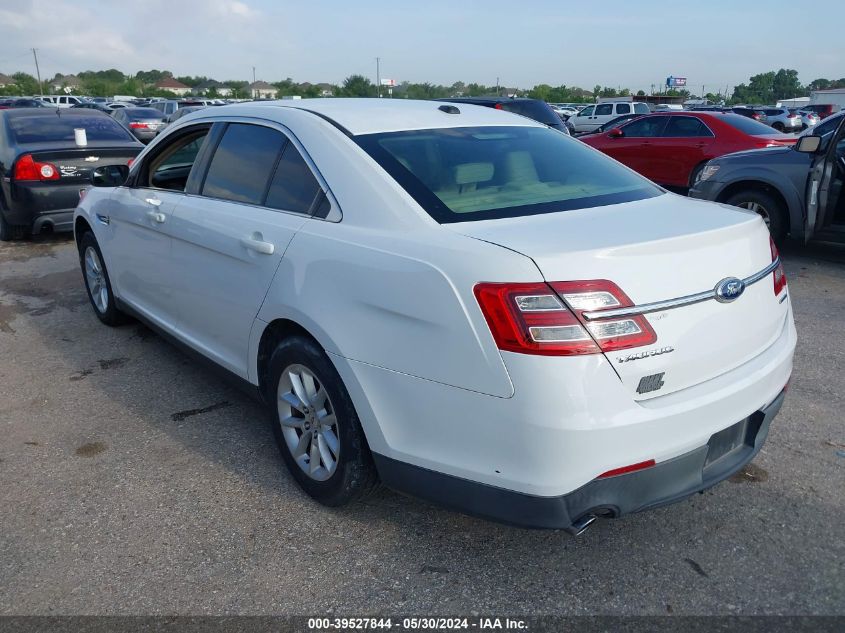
[578,105,594,117]
[356,126,662,224]
[144,129,210,191]
[201,123,286,204]
[620,116,668,138]
[595,104,613,116]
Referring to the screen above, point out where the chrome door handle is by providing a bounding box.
[145,197,162,207]
[240,236,275,255]
[146,210,166,223]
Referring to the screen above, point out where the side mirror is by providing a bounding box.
[795,135,821,153]
[608,128,624,138]
[91,164,129,187]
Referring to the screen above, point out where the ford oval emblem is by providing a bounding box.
[714,277,746,303]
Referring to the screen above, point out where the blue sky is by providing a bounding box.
[0,0,842,93]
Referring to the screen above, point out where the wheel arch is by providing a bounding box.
[715,177,803,238]
[74,215,92,248]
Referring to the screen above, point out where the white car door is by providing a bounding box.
[105,125,213,320]
[571,105,596,132]
[166,120,324,378]
[590,102,615,129]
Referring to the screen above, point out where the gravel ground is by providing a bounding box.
[0,234,842,616]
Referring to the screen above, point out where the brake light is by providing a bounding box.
[787,114,799,119]
[13,154,60,182]
[770,237,787,296]
[598,459,656,479]
[474,280,656,356]
[494,103,503,110]
[127,158,135,167]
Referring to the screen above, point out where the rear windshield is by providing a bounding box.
[126,108,164,119]
[356,126,662,223]
[720,113,778,136]
[7,114,135,143]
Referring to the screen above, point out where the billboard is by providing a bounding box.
[666,76,687,88]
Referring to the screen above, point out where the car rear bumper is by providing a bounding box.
[373,388,784,533]
[2,181,81,232]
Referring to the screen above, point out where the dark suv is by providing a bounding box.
[435,97,569,134]
[689,111,845,244]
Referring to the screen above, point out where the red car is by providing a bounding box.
[580,112,797,188]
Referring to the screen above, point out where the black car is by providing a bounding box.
[690,111,845,243]
[111,107,167,143]
[9,99,53,109]
[730,106,767,123]
[71,102,114,114]
[435,97,570,134]
[0,109,142,240]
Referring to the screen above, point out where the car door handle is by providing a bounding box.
[240,236,275,255]
[145,197,162,207]
[146,210,166,224]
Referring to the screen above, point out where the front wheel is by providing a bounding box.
[78,231,127,326]
[724,190,787,243]
[265,336,379,506]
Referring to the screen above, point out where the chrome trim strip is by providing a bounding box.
[582,258,781,320]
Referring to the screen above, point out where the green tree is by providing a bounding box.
[135,69,173,85]
[340,74,376,97]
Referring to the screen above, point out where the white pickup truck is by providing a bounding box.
[569,100,651,133]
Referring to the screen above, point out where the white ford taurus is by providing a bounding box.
[74,99,796,534]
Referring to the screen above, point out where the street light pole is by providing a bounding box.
[376,57,381,98]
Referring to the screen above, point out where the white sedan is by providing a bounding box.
[74,99,796,535]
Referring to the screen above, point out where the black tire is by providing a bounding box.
[724,189,787,243]
[265,335,379,506]
[772,122,784,132]
[689,163,708,189]
[0,209,29,242]
[78,231,127,326]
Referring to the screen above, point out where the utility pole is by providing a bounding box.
[496,77,500,96]
[376,57,381,98]
[32,48,43,97]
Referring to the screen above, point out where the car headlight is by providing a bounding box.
[698,165,720,183]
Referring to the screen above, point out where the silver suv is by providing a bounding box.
[760,107,802,133]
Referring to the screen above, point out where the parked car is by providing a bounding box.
[71,102,114,114]
[105,102,129,109]
[731,107,767,123]
[690,110,845,243]
[74,99,795,535]
[0,109,141,240]
[111,107,167,143]
[581,112,797,188]
[569,101,651,133]
[803,103,839,120]
[165,105,206,125]
[0,99,16,110]
[758,107,802,133]
[8,98,54,108]
[39,95,86,108]
[149,99,208,118]
[791,109,820,130]
[436,97,569,134]
[576,113,644,136]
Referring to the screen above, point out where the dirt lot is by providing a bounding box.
[0,235,843,615]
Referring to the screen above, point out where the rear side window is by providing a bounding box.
[7,114,135,143]
[662,116,713,137]
[633,103,651,114]
[615,103,631,115]
[202,123,286,205]
[595,104,613,116]
[265,144,321,213]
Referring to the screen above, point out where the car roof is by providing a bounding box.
[221,98,546,135]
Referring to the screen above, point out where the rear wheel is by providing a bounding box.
[0,209,29,242]
[265,335,379,506]
[78,231,127,326]
[725,190,787,243]
[772,122,784,132]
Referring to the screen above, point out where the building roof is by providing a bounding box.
[154,77,191,90]
[242,98,544,135]
[0,73,13,85]
[812,88,845,94]
[54,74,81,86]
[249,81,275,90]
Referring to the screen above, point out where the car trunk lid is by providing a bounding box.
[19,146,140,184]
[449,194,789,400]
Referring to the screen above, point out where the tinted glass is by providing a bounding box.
[662,116,713,137]
[498,100,559,125]
[620,116,667,137]
[356,126,662,224]
[202,123,286,204]
[807,113,844,151]
[721,113,780,136]
[579,106,594,116]
[147,130,210,191]
[126,108,164,120]
[615,103,631,114]
[265,143,321,213]
[634,103,650,114]
[7,114,135,143]
[595,104,613,116]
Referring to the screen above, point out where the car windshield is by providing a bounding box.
[720,113,778,136]
[7,114,135,143]
[356,125,662,223]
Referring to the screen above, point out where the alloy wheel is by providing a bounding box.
[739,201,770,227]
[84,247,109,314]
[277,364,340,482]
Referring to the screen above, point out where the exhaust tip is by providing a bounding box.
[570,514,597,536]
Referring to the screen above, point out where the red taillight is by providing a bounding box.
[13,154,60,182]
[129,122,148,129]
[474,280,656,356]
[127,158,135,167]
[787,114,799,119]
[770,237,787,296]
[598,459,656,479]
